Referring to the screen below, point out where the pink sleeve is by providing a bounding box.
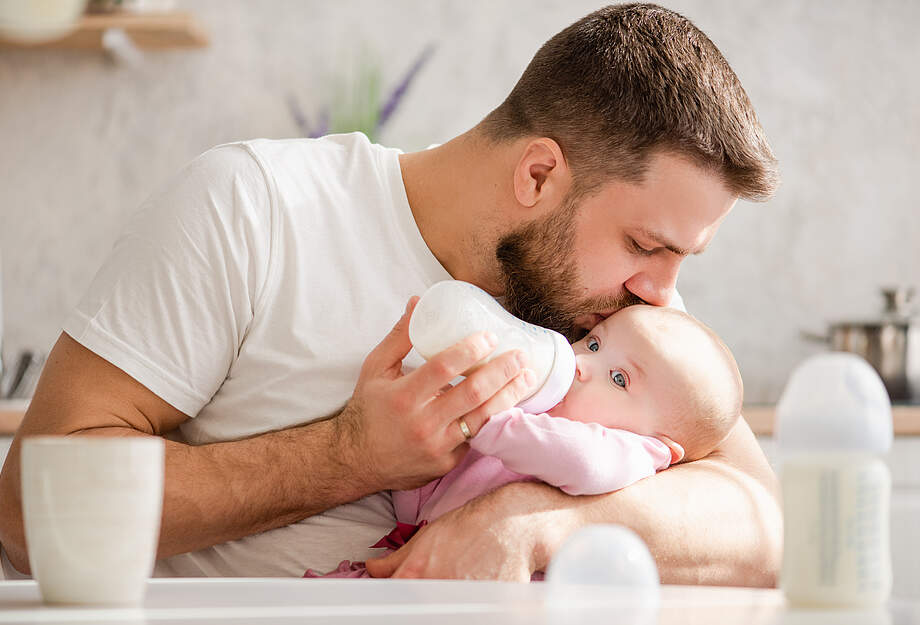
[469,408,672,496]
[392,481,439,525]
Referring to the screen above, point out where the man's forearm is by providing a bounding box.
[501,420,782,587]
[155,416,371,558]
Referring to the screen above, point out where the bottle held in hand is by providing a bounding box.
[408,280,576,414]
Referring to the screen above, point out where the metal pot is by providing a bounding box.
[805,287,920,402]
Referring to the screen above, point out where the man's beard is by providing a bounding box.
[495,196,644,342]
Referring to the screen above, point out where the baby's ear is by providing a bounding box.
[658,435,685,464]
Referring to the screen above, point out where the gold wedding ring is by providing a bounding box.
[458,418,473,440]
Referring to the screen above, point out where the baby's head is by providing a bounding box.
[547,305,742,464]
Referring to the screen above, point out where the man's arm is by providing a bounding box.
[0,303,533,575]
[367,417,782,587]
[0,333,363,574]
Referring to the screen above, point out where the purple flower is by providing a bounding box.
[286,93,329,139]
[287,43,435,141]
[375,43,437,136]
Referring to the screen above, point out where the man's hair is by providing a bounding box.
[479,3,779,201]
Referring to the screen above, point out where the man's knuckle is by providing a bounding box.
[408,423,428,444]
[429,359,453,380]
[515,372,532,394]
[462,339,486,362]
[411,434,434,456]
[397,563,423,579]
[503,355,521,380]
[464,379,488,405]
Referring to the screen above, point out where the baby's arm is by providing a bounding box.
[470,408,672,496]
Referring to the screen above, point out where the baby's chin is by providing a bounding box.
[546,399,573,420]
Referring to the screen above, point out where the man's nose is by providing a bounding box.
[575,355,591,382]
[623,256,682,307]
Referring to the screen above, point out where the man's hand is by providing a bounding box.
[365,487,542,581]
[334,297,536,493]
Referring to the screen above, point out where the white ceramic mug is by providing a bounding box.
[20,436,164,605]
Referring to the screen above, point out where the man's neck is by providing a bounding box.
[398,130,510,296]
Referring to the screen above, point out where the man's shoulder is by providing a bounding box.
[209,133,398,208]
[229,132,393,173]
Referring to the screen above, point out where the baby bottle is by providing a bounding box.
[776,352,893,608]
[408,280,576,414]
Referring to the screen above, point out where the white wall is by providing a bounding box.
[1,0,918,402]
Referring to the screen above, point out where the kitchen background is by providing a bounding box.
[1,0,919,403]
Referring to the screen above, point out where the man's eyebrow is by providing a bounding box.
[637,229,706,256]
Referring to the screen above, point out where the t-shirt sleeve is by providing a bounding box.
[470,408,672,496]
[62,143,273,417]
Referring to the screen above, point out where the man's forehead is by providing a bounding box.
[596,152,736,250]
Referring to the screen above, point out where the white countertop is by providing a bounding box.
[0,578,917,624]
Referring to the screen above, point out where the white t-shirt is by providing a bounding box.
[61,133,452,576]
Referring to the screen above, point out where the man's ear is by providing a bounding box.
[657,435,685,464]
[512,138,571,210]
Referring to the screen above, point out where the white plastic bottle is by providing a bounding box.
[408,280,576,414]
[776,352,893,608]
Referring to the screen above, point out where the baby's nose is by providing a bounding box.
[575,355,591,382]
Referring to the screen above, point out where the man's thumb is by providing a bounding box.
[365,548,406,578]
[364,297,419,373]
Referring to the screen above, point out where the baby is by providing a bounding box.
[305,304,743,577]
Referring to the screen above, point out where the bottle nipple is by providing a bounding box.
[776,352,892,454]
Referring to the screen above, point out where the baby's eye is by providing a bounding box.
[586,337,599,352]
[610,370,628,388]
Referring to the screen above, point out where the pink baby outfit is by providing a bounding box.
[303,407,672,578]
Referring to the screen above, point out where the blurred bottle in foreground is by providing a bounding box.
[777,353,893,608]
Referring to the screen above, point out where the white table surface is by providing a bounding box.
[0,578,917,624]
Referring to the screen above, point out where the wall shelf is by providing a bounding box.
[0,11,208,50]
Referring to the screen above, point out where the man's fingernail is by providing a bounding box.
[522,368,537,387]
[483,331,498,348]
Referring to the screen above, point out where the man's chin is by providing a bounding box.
[564,325,590,343]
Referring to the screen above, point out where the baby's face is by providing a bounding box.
[546,306,686,459]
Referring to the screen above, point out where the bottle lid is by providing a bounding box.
[775,352,892,454]
[546,524,660,593]
[516,330,576,414]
